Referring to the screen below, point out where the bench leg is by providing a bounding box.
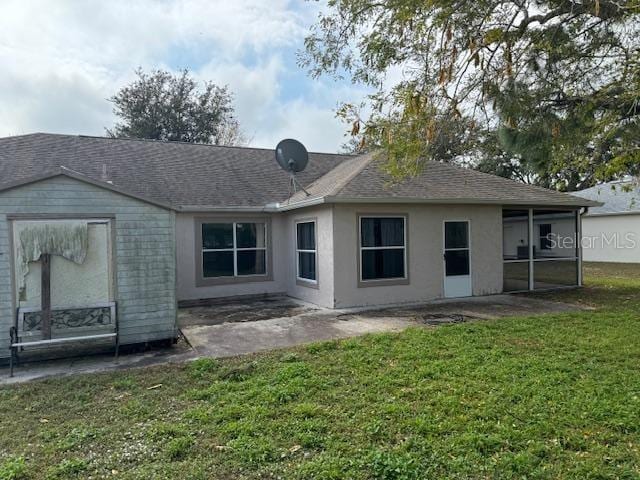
[9,346,15,378]
[114,335,120,360]
[9,326,17,378]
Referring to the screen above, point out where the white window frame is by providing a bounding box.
[359,215,408,283]
[202,222,267,278]
[295,220,318,284]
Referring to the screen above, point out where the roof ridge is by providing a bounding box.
[327,153,376,197]
[278,152,374,206]
[0,132,354,157]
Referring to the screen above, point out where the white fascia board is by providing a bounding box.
[178,205,273,213]
[178,195,599,214]
[321,196,594,208]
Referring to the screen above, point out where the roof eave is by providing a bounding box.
[274,197,327,212]
[177,205,277,213]
[585,210,640,217]
[322,196,601,208]
[175,199,328,213]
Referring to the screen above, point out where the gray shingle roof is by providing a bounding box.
[573,180,640,215]
[286,155,599,208]
[0,133,599,210]
[0,133,350,209]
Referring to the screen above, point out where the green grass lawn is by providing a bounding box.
[1,263,639,479]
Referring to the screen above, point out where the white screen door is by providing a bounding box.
[443,221,472,298]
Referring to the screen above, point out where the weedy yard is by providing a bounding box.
[1,263,639,479]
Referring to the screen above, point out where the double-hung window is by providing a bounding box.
[296,221,317,283]
[360,216,407,281]
[202,222,266,278]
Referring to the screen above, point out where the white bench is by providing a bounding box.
[9,302,118,377]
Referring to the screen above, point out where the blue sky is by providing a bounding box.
[0,0,369,152]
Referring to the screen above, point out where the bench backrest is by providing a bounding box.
[16,302,117,340]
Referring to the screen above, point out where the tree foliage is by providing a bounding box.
[302,0,640,190]
[107,69,246,146]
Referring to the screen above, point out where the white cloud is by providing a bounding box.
[195,56,284,131]
[195,56,369,152]
[251,98,349,153]
[0,0,363,152]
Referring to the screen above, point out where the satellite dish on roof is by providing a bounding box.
[275,139,310,199]
[276,138,309,173]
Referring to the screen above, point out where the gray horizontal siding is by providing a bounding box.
[0,176,177,358]
[119,303,176,315]
[117,329,177,345]
[0,213,11,352]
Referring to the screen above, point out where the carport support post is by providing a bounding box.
[40,253,52,340]
[528,208,534,291]
[577,210,583,287]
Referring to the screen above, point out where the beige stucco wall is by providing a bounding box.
[175,213,287,301]
[283,205,335,308]
[176,204,504,309]
[332,204,504,308]
[175,207,336,308]
[581,214,640,263]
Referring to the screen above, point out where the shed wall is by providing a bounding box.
[0,177,177,358]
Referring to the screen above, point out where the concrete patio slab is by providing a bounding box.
[182,311,419,358]
[349,293,587,319]
[0,340,196,385]
[181,293,586,358]
[2,293,585,384]
[178,294,318,327]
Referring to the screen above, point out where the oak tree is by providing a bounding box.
[108,69,246,146]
